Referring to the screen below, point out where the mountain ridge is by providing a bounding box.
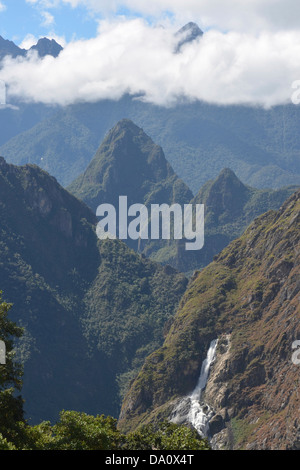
[1,97,299,192]
[67,120,298,273]
[118,188,300,449]
[0,156,187,424]
[0,35,63,60]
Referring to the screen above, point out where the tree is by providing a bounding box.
[125,421,211,450]
[0,292,24,447]
[25,411,123,450]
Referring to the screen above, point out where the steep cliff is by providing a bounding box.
[119,189,300,450]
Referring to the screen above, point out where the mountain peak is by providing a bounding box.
[29,38,63,58]
[0,35,26,60]
[111,118,141,134]
[68,119,193,212]
[175,22,203,51]
[176,22,203,36]
[192,168,249,222]
[0,35,63,60]
[215,167,245,184]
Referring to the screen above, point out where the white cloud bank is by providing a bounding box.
[29,0,300,33]
[1,19,300,108]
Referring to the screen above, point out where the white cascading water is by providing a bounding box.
[170,339,218,438]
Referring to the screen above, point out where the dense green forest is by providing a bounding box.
[0,293,210,451]
[1,98,300,192]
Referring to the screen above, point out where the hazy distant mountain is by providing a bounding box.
[119,188,300,450]
[0,35,63,61]
[1,97,299,192]
[0,156,187,423]
[150,167,298,273]
[29,38,63,58]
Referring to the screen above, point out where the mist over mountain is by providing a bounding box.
[175,22,204,52]
[28,38,63,58]
[0,35,63,61]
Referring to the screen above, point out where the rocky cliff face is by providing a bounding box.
[119,189,300,450]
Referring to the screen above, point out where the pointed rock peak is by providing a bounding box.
[176,22,204,37]
[210,168,248,194]
[29,37,63,58]
[175,22,203,51]
[112,118,141,134]
[104,119,153,147]
[215,168,245,184]
[0,36,26,59]
[205,168,249,214]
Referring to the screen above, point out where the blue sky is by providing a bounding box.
[0,0,100,45]
[0,0,171,47]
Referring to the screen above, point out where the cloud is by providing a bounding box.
[32,0,300,33]
[1,19,300,109]
[18,34,40,49]
[0,1,6,13]
[41,10,55,26]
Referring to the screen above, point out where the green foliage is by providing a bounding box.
[125,421,210,451]
[23,411,122,450]
[0,433,17,450]
[0,294,24,446]
[0,160,187,423]
[1,98,300,192]
[1,412,210,451]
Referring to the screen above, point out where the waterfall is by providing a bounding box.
[170,339,218,438]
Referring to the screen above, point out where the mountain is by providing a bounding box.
[1,97,300,191]
[119,189,300,450]
[175,22,204,52]
[69,119,193,211]
[161,168,298,273]
[68,123,297,273]
[29,38,63,58]
[0,35,26,60]
[68,119,193,253]
[0,156,187,424]
[0,35,63,61]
